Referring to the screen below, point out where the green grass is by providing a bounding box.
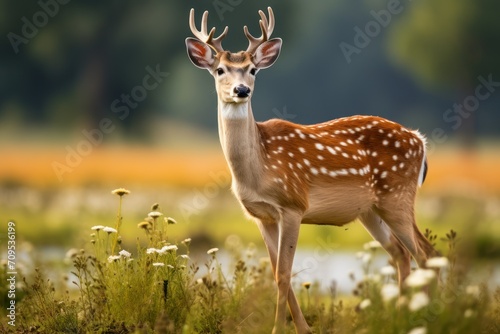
[1,189,499,333]
[2,187,499,259]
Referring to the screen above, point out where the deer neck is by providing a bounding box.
[217,100,264,188]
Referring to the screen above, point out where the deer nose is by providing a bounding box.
[234,85,251,98]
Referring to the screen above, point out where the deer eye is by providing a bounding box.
[216,68,225,75]
[250,68,257,76]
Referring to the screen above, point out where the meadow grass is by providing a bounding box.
[1,189,499,333]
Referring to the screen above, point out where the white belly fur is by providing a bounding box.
[302,183,376,226]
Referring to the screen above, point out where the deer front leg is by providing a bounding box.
[257,221,311,334]
[273,210,304,334]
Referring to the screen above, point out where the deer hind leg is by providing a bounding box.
[375,199,437,271]
[256,220,311,334]
[359,210,411,285]
[413,224,441,265]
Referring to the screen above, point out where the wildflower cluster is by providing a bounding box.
[5,188,499,333]
[9,188,279,333]
[323,234,496,334]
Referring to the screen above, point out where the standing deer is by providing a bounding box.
[186,7,437,333]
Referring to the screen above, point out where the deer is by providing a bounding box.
[185,7,438,333]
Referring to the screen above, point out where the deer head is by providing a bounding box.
[185,7,282,104]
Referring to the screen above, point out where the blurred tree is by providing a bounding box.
[1,1,498,141]
[1,0,185,135]
[0,0,296,138]
[388,0,500,144]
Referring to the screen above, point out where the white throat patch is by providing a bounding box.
[220,103,249,120]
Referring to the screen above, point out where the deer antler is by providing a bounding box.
[189,8,228,53]
[244,7,275,54]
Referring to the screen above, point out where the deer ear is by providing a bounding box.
[186,37,214,69]
[253,38,282,69]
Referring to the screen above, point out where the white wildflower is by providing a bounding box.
[405,269,436,288]
[111,188,130,196]
[364,240,382,250]
[407,327,427,334]
[426,257,449,269]
[137,221,150,230]
[91,225,105,231]
[246,247,256,258]
[103,226,117,234]
[119,250,131,258]
[65,248,79,259]
[166,217,177,224]
[181,238,191,245]
[160,245,178,253]
[108,255,121,263]
[167,264,174,269]
[356,251,373,264]
[409,292,430,311]
[148,211,163,218]
[64,248,79,264]
[146,248,158,254]
[361,252,372,264]
[180,254,190,259]
[207,247,219,255]
[465,285,480,298]
[196,278,203,284]
[380,265,396,276]
[359,299,371,310]
[464,309,474,318]
[152,262,164,267]
[381,283,400,302]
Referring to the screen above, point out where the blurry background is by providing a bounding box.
[0,0,499,287]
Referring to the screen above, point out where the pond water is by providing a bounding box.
[9,245,499,295]
[205,248,500,294]
[211,249,398,294]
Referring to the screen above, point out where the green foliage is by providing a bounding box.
[17,268,79,333]
[389,0,500,90]
[4,190,500,333]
